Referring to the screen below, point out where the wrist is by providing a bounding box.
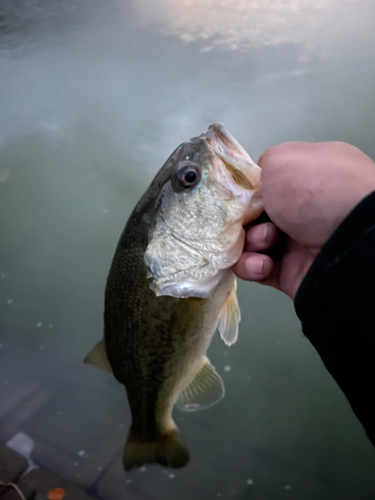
[295,189,375,317]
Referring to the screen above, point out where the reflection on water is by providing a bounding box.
[1,0,375,499]
[131,0,375,49]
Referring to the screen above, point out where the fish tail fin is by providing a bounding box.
[123,424,189,471]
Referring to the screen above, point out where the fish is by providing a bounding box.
[84,123,263,471]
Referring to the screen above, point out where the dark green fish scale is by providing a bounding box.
[104,142,210,440]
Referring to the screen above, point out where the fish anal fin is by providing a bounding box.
[218,278,241,346]
[123,425,189,471]
[83,339,113,374]
[176,357,225,412]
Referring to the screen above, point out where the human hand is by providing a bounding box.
[233,142,375,299]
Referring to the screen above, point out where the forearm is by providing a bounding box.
[295,190,375,446]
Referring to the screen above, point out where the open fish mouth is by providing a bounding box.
[201,122,262,201]
[204,123,252,162]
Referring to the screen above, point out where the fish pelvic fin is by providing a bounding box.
[218,278,241,346]
[176,356,225,412]
[83,339,113,374]
[123,425,189,471]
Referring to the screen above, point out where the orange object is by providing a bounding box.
[46,488,66,500]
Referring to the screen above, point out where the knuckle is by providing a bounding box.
[259,142,312,168]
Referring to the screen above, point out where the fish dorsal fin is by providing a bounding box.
[84,339,113,374]
[176,357,225,412]
[217,278,241,346]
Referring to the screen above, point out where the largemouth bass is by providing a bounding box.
[85,123,263,471]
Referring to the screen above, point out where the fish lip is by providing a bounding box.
[205,122,252,162]
[201,122,262,194]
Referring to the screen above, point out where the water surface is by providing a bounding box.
[1,1,375,499]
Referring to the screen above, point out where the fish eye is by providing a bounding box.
[176,163,201,188]
[184,170,196,183]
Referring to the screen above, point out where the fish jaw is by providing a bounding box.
[149,268,228,299]
[206,123,253,162]
[203,123,263,216]
[145,220,246,299]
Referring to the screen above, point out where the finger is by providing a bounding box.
[233,253,283,292]
[257,142,304,167]
[232,252,274,282]
[244,222,279,252]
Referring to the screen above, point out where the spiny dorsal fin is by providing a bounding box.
[83,339,113,374]
[176,356,225,412]
[217,278,241,346]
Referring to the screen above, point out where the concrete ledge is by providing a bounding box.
[0,441,95,500]
[16,469,94,500]
[0,441,28,497]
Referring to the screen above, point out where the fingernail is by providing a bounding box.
[262,223,269,242]
[249,224,268,244]
[245,256,265,275]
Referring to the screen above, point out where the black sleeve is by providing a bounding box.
[294,190,375,447]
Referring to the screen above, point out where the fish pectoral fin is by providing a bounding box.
[217,278,241,346]
[83,339,113,374]
[176,357,225,412]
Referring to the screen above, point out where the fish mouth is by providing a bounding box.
[201,123,261,192]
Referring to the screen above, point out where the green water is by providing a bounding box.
[1,1,375,499]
